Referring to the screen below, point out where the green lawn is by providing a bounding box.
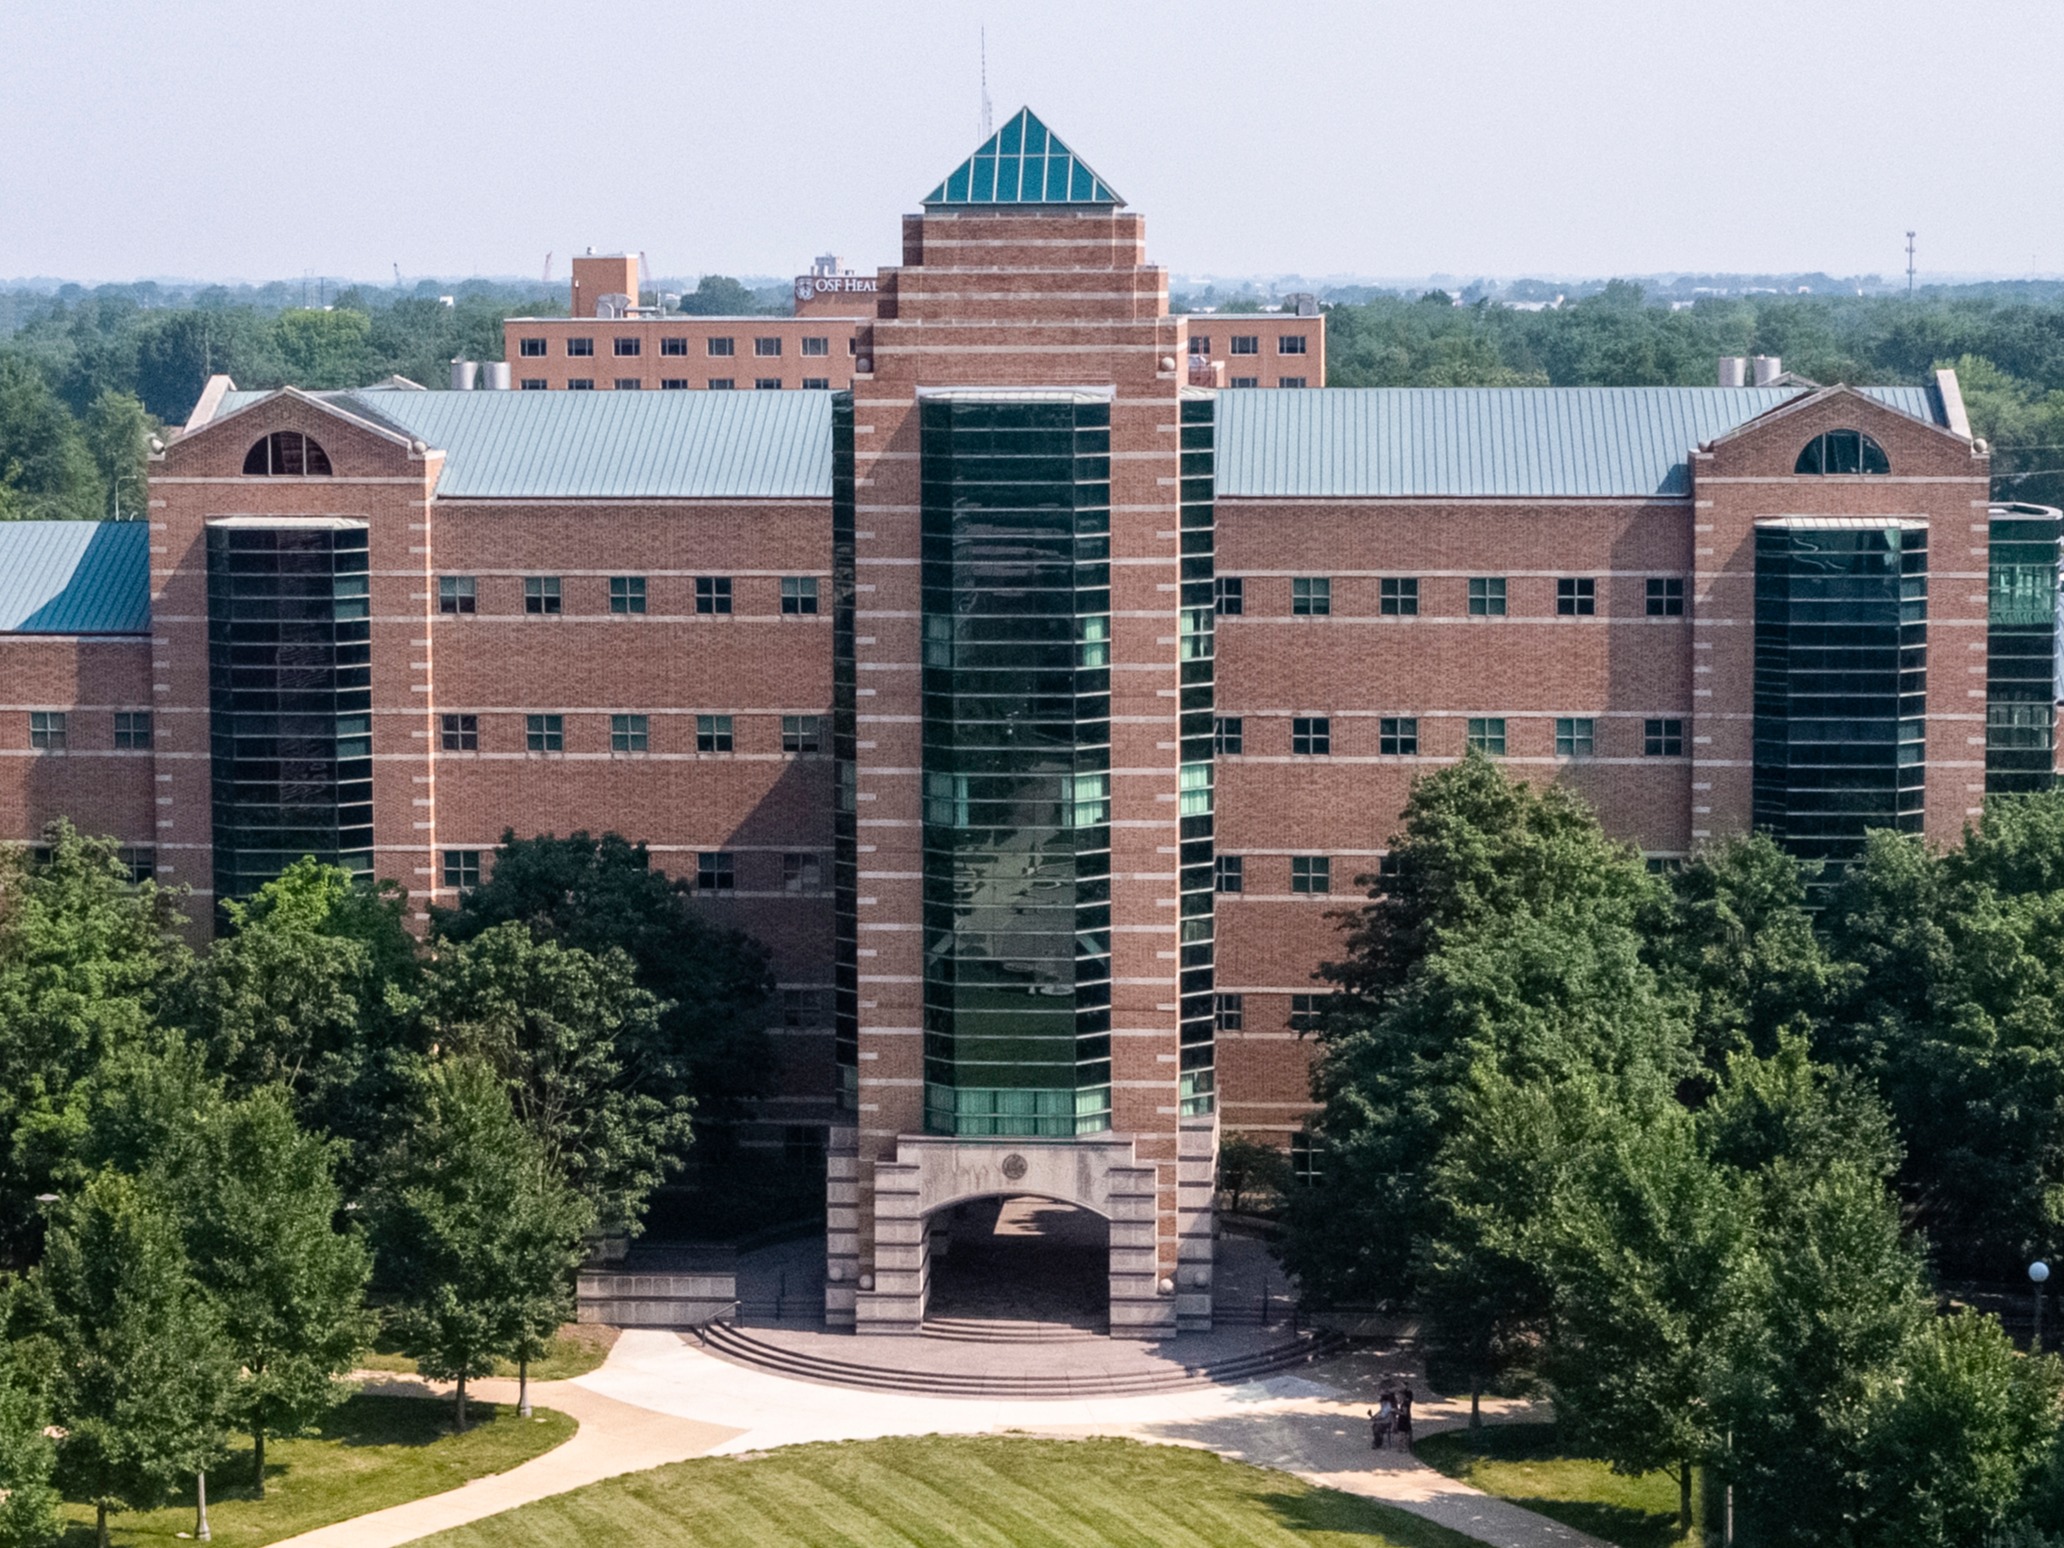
[61,1394,575,1548]
[360,1324,620,1382]
[1415,1424,1700,1548]
[419,1434,1483,1548]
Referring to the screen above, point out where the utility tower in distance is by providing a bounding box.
[1906,231,1917,296]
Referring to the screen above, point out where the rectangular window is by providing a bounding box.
[660,337,688,357]
[801,377,830,390]
[783,853,822,892]
[520,378,547,390]
[782,715,824,754]
[525,714,563,753]
[782,988,830,1027]
[1213,716,1243,755]
[1279,334,1309,355]
[755,378,783,391]
[1214,855,1244,894]
[1466,717,1507,755]
[1647,577,1686,616]
[1214,992,1244,1031]
[1292,577,1331,617]
[609,575,646,614]
[661,378,690,389]
[754,337,782,357]
[439,575,476,615]
[611,713,649,753]
[1190,335,1211,356]
[613,337,641,357]
[1289,993,1327,1033]
[1230,336,1260,355]
[802,337,830,356]
[566,378,594,390]
[1380,577,1418,615]
[118,846,155,883]
[28,711,65,750]
[518,338,548,358]
[697,714,734,753]
[113,711,152,750]
[697,852,735,892]
[1379,716,1418,756]
[1277,376,1308,389]
[708,337,735,357]
[1291,716,1331,755]
[782,576,820,615]
[614,378,642,391]
[566,337,594,357]
[440,713,478,751]
[441,849,481,891]
[1644,718,1684,757]
[1555,716,1596,758]
[1214,576,1244,616]
[1469,577,1507,616]
[1557,577,1597,616]
[707,378,734,390]
[1292,1133,1324,1184]
[1229,376,1259,388]
[524,576,562,615]
[696,576,733,614]
[1290,855,1331,894]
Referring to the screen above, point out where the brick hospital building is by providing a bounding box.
[0,109,2056,1334]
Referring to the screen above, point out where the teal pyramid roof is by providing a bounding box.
[923,107,1123,207]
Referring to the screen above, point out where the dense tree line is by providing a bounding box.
[0,826,772,1544]
[1282,757,2064,1548]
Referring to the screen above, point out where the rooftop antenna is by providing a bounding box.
[1906,231,1916,297]
[979,27,993,139]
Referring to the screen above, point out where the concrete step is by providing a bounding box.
[921,1317,1107,1344]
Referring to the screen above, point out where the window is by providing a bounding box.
[1466,717,1507,755]
[614,378,642,391]
[660,337,688,357]
[1214,576,1244,616]
[1380,577,1418,615]
[1229,376,1259,389]
[1289,994,1327,1033]
[707,378,735,390]
[609,576,646,614]
[28,711,66,750]
[1469,577,1507,616]
[697,852,735,892]
[695,576,732,614]
[613,337,640,357]
[801,377,830,390]
[1291,716,1331,755]
[611,713,649,753]
[708,337,735,357]
[519,338,548,358]
[520,379,547,390]
[1644,718,1684,757]
[1214,993,1244,1032]
[1557,577,1596,616]
[1556,716,1596,758]
[442,850,481,891]
[782,576,820,615]
[1290,855,1331,894]
[566,337,594,357]
[524,576,562,615]
[754,337,782,357]
[439,575,476,615]
[525,714,563,752]
[567,378,594,390]
[1279,334,1309,355]
[118,846,155,883]
[661,378,690,390]
[1291,1132,1324,1184]
[697,714,733,753]
[782,715,824,753]
[1292,577,1331,616]
[1190,335,1211,356]
[113,711,152,750]
[1214,716,1243,755]
[242,431,331,476]
[1214,855,1244,894]
[755,378,783,391]
[783,853,822,892]
[440,713,478,751]
[1379,716,1418,755]
[1277,377,1308,389]
[802,337,830,356]
[1647,578,1685,616]
[1796,429,1890,475]
[1230,336,1260,355]
[782,989,830,1027]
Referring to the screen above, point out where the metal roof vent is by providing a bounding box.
[595,293,632,320]
[1751,355,1783,386]
[1718,356,1748,388]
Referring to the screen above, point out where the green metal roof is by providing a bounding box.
[1214,386,1945,498]
[923,107,1123,207]
[213,388,833,500]
[0,521,150,633]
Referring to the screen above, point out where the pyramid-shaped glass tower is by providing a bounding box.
[922,107,1124,207]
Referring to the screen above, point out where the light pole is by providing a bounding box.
[2031,1261,2050,1353]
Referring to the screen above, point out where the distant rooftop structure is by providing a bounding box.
[923,107,1123,208]
[0,521,150,634]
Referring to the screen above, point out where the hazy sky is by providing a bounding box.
[5,0,2061,286]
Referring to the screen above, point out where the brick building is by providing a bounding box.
[0,108,2056,1334]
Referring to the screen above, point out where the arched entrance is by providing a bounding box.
[925,1196,1111,1333]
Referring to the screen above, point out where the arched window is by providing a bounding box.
[1795,429,1889,475]
[243,431,333,476]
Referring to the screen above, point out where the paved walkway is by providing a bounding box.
[271,1334,1607,1548]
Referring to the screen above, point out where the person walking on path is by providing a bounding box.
[1396,1385,1414,1450]
[1368,1391,1397,1451]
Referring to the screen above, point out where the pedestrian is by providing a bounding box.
[1368,1391,1396,1451]
[1396,1385,1414,1449]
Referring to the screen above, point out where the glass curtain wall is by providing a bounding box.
[1986,506,2061,794]
[831,394,860,1111]
[206,521,372,901]
[1752,520,1927,871]
[1176,392,1217,1119]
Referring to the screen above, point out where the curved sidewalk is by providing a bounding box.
[270,1333,1607,1548]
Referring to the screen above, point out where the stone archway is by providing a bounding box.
[925,1196,1111,1330]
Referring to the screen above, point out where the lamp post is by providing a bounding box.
[2031,1261,2050,1353]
